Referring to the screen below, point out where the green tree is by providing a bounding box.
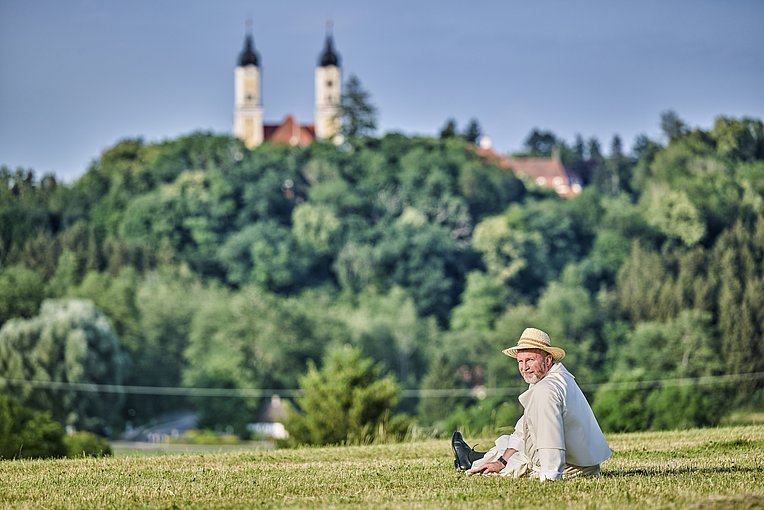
[439,118,458,139]
[285,345,402,445]
[0,394,67,459]
[593,310,727,431]
[661,110,688,143]
[373,222,468,323]
[642,185,706,247]
[450,271,510,332]
[291,202,342,257]
[523,129,558,157]
[0,264,45,326]
[713,217,764,394]
[0,299,125,433]
[340,74,378,141]
[462,118,482,144]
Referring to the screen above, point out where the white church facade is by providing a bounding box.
[233,30,342,148]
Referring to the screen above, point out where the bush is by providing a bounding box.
[0,395,67,459]
[439,396,520,439]
[285,345,403,445]
[64,431,112,458]
[169,429,241,445]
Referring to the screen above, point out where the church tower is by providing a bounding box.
[233,30,264,148]
[314,27,342,143]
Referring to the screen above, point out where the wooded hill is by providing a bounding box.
[1,113,763,439]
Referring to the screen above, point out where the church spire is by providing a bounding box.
[318,21,340,67]
[238,20,259,67]
[234,20,264,148]
[315,21,342,143]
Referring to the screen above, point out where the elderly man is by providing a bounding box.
[451,327,611,481]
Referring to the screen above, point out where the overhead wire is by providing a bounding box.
[2,371,763,399]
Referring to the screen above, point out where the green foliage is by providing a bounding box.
[0,299,125,433]
[285,345,402,445]
[64,431,112,458]
[523,129,558,157]
[439,396,520,439]
[2,114,764,436]
[0,394,67,459]
[0,264,45,326]
[593,310,729,432]
[337,287,435,386]
[340,75,377,140]
[372,222,468,322]
[461,118,482,144]
[184,288,350,434]
[450,271,510,332]
[642,185,706,246]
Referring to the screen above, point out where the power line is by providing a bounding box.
[2,371,763,399]
[0,378,302,398]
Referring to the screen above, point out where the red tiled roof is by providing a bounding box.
[263,115,315,146]
[473,146,581,197]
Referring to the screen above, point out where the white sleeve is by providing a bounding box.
[495,415,525,453]
[537,448,565,481]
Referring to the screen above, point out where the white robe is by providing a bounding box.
[471,363,611,480]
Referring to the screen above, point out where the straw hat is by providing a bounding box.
[502,327,566,361]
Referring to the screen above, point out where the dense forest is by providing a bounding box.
[1,112,763,443]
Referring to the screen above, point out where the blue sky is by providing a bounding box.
[1,0,763,182]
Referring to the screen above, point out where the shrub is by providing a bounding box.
[64,431,112,458]
[285,345,402,445]
[0,395,67,459]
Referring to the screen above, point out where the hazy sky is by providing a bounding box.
[1,0,763,182]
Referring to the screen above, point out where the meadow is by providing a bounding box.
[0,425,762,509]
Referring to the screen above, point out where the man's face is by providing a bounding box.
[516,349,553,384]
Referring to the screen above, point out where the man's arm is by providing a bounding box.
[467,447,517,474]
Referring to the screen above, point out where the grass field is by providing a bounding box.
[1,425,763,509]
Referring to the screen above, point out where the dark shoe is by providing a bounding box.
[451,431,473,471]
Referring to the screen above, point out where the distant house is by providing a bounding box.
[474,138,582,198]
[247,395,289,440]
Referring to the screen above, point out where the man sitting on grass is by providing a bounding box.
[451,327,611,481]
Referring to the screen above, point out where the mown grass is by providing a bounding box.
[1,425,763,509]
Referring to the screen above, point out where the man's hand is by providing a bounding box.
[467,460,504,475]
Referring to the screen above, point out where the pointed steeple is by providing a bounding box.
[238,30,260,67]
[318,21,340,67]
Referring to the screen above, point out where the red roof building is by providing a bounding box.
[474,144,582,198]
[263,115,316,147]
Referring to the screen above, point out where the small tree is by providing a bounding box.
[285,345,402,445]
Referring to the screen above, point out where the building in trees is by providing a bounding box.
[233,25,342,148]
[475,140,582,197]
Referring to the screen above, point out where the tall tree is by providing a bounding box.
[660,110,688,143]
[439,118,458,139]
[340,75,378,140]
[523,129,557,157]
[462,118,482,144]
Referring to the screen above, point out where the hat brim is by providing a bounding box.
[503,345,565,362]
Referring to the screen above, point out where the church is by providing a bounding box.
[233,29,342,148]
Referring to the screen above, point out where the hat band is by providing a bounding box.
[517,338,552,350]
